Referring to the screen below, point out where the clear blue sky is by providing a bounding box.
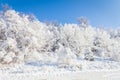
[0,0,120,28]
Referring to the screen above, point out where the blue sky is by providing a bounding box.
[0,0,120,28]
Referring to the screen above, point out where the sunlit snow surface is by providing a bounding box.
[0,57,120,80]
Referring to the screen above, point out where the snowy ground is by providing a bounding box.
[0,69,120,80]
[0,58,120,80]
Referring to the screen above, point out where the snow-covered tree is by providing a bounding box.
[0,8,120,65]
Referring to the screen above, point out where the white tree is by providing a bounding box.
[77,17,89,28]
[0,8,120,65]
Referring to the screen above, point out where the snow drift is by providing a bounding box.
[0,9,120,66]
